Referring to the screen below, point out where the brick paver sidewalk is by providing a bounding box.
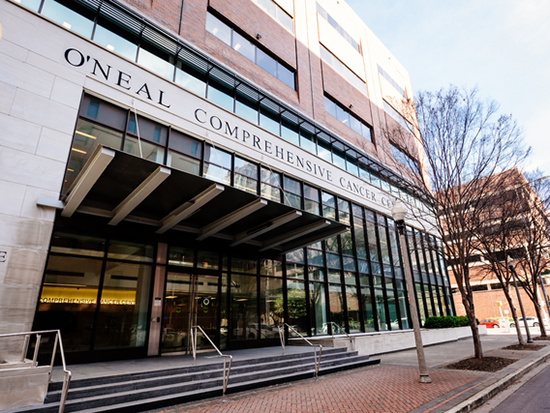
[151,364,485,413]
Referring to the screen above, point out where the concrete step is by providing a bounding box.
[5,347,379,413]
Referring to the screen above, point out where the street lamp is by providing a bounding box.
[507,255,533,343]
[391,200,432,383]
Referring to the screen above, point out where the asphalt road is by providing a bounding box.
[491,362,550,412]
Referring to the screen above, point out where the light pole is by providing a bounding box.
[392,200,432,383]
[507,255,533,343]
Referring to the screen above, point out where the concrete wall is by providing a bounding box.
[290,326,487,356]
[0,1,83,359]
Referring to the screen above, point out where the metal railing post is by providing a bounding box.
[278,323,322,379]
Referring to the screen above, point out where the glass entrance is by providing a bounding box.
[161,273,219,353]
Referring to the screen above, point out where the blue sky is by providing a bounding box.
[346,0,550,176]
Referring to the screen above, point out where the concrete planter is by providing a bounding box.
[289,325,487,356]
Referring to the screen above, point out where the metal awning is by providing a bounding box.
[49,146,349,254]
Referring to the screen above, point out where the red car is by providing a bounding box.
[479,319,500,328]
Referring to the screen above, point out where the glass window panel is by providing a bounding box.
[235,94,259,124]
[18,0,41,11]
[344,270,356,284]
[208,80,234,112]
[304,185,319,201]
[261,184,281,202]
[317,141,332,162]
[366,224,380,263]
[358,259,369,274]
[232,31,255,62]
[324,96,337,118]
[206,12,231,45]
[230,274,258,340]
[286,263,304,279]
[341,232,354,256]
[204,146,232,168]
[107,240,154,262]
[305,200,320,215]
[374,289,388,331]
[203,163,231,184]
[332,150,346,170]
[362,124,372,141]
[94,18,138,61]
[284,192,301,208]
[329,284,345,330]
[175,61,207,97]
[371,262,382,276]
[259,259,283,277]
[256,48,277,77]
[335,105,349,125]
[197,250,220,270]
[284,176,301,195]
[346,159,359,177]
[277,9,294,33]
[65,120,123,191]
[50,232,106,258]
[325,236,339,253]
[169,130,201,158]
[35,255,102,352]
[167,151,200,175]
[260,107,280,136]
[328,270,341,283]
[281,119,299,145]
[346,286,360,333]
[354,223,367,259]
[231,257,257,274]
[259,277,284,338]
[415,283,427,322]
[137,43,175,80]
[300,127,316,154]
[361,287,375,332]
[350,116,362,135]
[41,0,94,38]
[286,280,307,336]
[327,253,341,270]
[277,64,295,89]
[386,289,399,331]
[94,262,152,349]
[307,249,324,267]
[123,137,165,164]
[286,248,304,263]
[343,257,356,272]
[359,273,370,286]
[234,157,258,179]
[79,95,127,130]
[168,246,194,267]
[235,174,258,194]
[127,114,168,145]
[309,282,327,336]
[309,267,325,282]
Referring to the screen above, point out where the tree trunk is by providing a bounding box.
[503,286,525,345]
[534,301,546,337]
[463,297,483,358]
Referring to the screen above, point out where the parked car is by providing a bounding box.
[479,319,500,328]
[510,317,540,328]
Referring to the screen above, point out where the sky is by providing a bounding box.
[346,0,550,177]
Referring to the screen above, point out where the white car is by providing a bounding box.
[510,317,545,328]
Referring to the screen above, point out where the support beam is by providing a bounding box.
[230,210,302,247]
[109,166,171,226]
[197,198,268,241]
[279,225,350,254]
[156,184,225,234]
[61,146,116,217]
[259,220,331,252]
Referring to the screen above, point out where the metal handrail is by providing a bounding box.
[190,326,233,396]
[0,330,71,413]
[278,323,323,379]
[327,322,353,342]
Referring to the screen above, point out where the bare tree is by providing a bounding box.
[383,86,529,358]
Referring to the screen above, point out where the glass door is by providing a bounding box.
[161,272,219,354]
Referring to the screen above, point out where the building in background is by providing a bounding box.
[0,0,453,363]
[448,168,550,322]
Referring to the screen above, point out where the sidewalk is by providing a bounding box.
[147,332,550,413]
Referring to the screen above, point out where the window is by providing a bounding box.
[384,101,412,132]
[234,156,258,194]
[254,0,294,33]
[283,176,301,208]
[316,3,360,53]
[261,167,282,202]
[378,65,405,96]
[320,46,365,92]
[203,146,232,184]
[206,12,296,89]
[324,96,372,142]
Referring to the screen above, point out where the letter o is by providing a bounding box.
[210,116,223,130]
[64,48,86,67]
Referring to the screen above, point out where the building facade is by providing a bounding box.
[0,0,454,363]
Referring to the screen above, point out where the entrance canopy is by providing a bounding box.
[49,146,349,254]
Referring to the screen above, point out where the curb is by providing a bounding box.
[444,345,550,412]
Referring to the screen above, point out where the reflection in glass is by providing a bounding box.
[50,232,105,258]
[286,280,307,336]
[397,290,410,329]
[259,277,283,339]
[123,137,165,164]
[230,274,258,340]
[94,18,138,61]
[35,256,102,352]
[95,262,152,349]
[108,240,154,262]
[374,288,388,330]
[309,282,327,335]
[328,284,345,330]
[137,43,175,80]
[41,0,94,38]
[361,287,375,332]
[346,286,360,333]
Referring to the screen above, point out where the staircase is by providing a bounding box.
[6,347,379,413]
